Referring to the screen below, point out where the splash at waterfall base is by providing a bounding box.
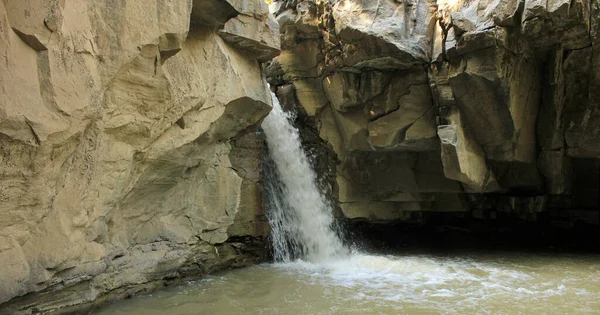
[95,250,600,315]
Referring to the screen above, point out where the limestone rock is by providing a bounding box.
[269,38,322,80]
[219,13,281,62]
[317,105,347,160]
[331,0,437,69]
[367,75,436,150]
[227,132,270,237]
[322,71,361,112]
[329,109,371,151]
[267,0,599,226]
[437,108,501,193]
[448,47,540,163]
[190,0,281,61]
[191,0,269,28]
[0,0,274,312]
[292,78,329,116]
[4,0,63,50]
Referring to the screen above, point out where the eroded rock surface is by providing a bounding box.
[266,0,599,225]
[0,0,278,313]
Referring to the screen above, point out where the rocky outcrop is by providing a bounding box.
[0,0,278,313]
[266,0,599,226]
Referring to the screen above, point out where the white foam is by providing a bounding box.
[94,252,600,315]
[265,252,600,314]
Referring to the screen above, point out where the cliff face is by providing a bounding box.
[1,0,598,312]
[0,0,279,313]
[267,0,599,227]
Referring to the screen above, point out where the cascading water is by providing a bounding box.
[262,91,347,262]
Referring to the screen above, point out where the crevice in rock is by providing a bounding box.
[24,120,41,146]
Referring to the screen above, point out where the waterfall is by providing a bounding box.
[262,91,347,262]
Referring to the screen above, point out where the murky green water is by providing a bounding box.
[96,251,600,314]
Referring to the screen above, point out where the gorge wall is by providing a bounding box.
[2,0,600,313]
[0,0,279,313]
[266,0,599,245]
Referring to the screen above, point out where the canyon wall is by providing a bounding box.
[267,0,599,232]
[0,0,279,313]
[1,0,599,312]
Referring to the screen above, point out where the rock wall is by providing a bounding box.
[0,0,279,313]
[266,0,599,228]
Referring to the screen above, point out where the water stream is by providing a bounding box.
[95,92,600,314]
[261,91,347,262]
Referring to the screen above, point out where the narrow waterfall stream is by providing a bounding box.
[262,91,347,262]
[95,93,600,315]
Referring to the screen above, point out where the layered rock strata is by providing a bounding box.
[0,0,279,313]
[267,0,599,226]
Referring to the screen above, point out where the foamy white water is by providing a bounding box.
[261,91,347,262]
[96,252,600,315]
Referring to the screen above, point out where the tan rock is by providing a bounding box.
[367,83,435,150]
[219,13,281,62]
[317,105,346,160]
[331,0,436,69]
[330,109,371,151]
[227,133,269,237]
[292,78,329,116]
[4,0,62,50]
[437,107,501,192]
[0,237,30,304]
[271,38,323,79]
[0,0,274,311]
[322,71,360,112]
[448,47,540,163]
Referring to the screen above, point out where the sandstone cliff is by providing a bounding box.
[2,0,599,312]
[267,0,599,226]
[0,0,279,313]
